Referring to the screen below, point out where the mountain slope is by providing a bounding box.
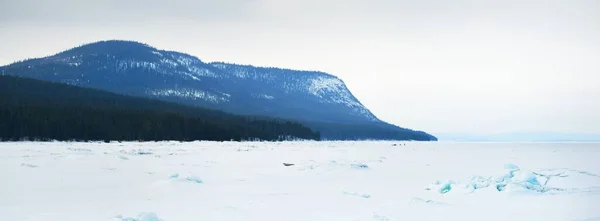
[0,75,320,141]
[208,62,379,123]
[0,40,436,141]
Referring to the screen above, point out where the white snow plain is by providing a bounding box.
[1,141,599,221]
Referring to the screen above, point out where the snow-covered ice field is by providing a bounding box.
[1,141,599,221]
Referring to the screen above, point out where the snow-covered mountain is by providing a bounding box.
[0,40,436,141]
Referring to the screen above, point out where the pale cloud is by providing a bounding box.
[1,0,599,134]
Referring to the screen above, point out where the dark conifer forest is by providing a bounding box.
[0,75,321,142]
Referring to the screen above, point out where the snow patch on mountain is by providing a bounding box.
[151,51,163,57]
[149,89,229,103]
[159,58,179,67]
[188,66,218,78]
[308,76,377,121]
[110,53,220,80]
[177,71,201,81]
[252,94,275,100]
[173,55,194,67]
[308,76,345,98]
[209,62,379,121]
[165,54,219,78]
[53,55,83,67]
[211,63,276,81]
[117,60,158,72]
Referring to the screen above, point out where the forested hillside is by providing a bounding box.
[0,40,437,141]
[0,75,320,141]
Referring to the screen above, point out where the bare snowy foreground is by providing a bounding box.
[1,141,600,221]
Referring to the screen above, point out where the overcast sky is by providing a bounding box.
[1,0,599,135]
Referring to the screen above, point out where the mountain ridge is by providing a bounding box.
[0,40,437,141]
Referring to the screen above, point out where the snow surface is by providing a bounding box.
[1,141,599,221]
